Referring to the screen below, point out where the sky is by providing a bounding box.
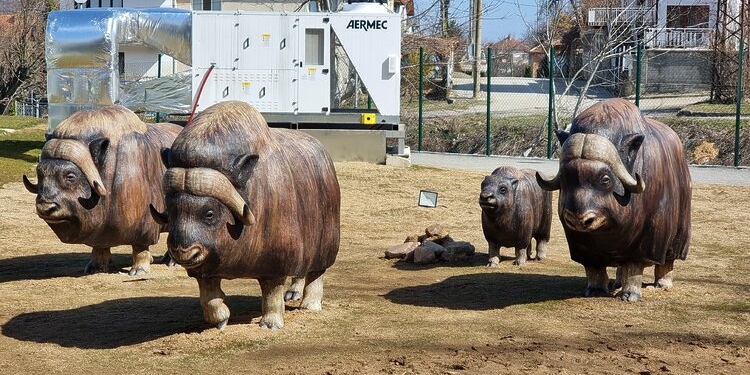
[412,0,540,43]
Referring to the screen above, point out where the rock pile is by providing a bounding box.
[384,224,476,265]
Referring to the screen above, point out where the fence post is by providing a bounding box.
[735,37,745,167]
[635,42,642,107]
[546,46,555,159]
[486,47,492,156]
[156,54,162,122]
[418,46,424,152]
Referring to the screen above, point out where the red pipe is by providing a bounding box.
[187,64,215,126]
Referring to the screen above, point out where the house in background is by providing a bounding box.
[582,0,742,94]
[489,36,531,77]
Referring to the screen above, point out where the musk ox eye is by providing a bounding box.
[600,175,611,186]
[204,210,215,221]
[65,172,77,183]
[499,187,508,194]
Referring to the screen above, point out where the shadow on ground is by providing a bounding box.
[0,252,168,283]
[383,272,585,310]
[0,140,45,163]
[2,295,261,349]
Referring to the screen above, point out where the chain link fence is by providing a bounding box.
[401,42,749,167]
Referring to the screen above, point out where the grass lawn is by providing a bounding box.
[0,116,46,186]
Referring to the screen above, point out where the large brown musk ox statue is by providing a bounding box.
[536,98,691,301]
[23,106,182,275]
[479,166,552,266]
[150,100,340,330]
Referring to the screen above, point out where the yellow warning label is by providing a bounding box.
[361,113,376,125]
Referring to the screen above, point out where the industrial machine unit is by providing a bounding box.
[45,2,404,160]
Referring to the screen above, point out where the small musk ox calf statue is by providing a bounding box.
[23,106,182,275]
[537,98,691,301]
[150,100,340,330]
[479,166,552,266]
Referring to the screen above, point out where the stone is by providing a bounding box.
[385,241,420,259]
[425,224,449,239]
[413,241,446,264]
[441,241,476,261]
[404,235,420,243]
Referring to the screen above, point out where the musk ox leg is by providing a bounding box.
[584,266,610,297]
[85,247,112,274]
[284,277,305,302]
[197,277,230,330]
[534,238,548,261]
[654,260,675,289]
[618,263,645,302]
[158,252,177,267]
[299,270,325,311]
[129,245,153,276]
[487,242,501,267]
[258,276,287,330]
[513,245,529,266]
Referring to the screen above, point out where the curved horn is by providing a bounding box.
[22,175,38,194]
[42,139,107,196]
[564,133,645,194]
[536,171,560,191]
[163,167,256,226]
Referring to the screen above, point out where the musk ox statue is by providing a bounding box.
[536,98,691,301]
[150,100,340,330]
[479,166,552,266]
[22,106,182,275]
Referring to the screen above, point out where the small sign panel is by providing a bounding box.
[418,190,438,208]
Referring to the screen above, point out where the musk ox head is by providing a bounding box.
[150,101,269,268]
[479,167,522,214]
[22,106,146,242]
[536,132,645,233]
[150,154,258,269]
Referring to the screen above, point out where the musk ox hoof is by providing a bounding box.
[584,287,610,297]
[128,266,149,276]
[284,290,302,302]
[655,278,673,289]
[487,256,500,267]
[259,316,284,330]
[84,261,109,274]
[216,319,228,330]
[159,253,177,267]
[512,258,526,266]
[618,291,641,302]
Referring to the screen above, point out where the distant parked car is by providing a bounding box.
[459,52,487,77]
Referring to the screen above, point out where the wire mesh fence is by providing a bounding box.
[401,43,749,167]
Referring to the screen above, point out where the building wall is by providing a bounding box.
[641,49,712,93]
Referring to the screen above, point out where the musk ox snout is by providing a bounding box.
[168,244,208,268]
[35,198,61,219]
[562,209,606,232]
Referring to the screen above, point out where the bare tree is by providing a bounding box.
[0,0,52,115]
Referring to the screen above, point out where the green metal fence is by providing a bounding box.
[401,42,749,167]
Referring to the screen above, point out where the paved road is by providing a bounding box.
[447,77,707,118]
[410,151,750,187]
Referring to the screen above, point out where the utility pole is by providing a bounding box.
[472,0,482,98]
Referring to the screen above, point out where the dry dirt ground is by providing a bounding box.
[0,162,748,375]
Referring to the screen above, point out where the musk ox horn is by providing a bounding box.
[536,171,560,191]
[22,175,38,194]
[42,139,108,197]
[163,167,256,226]
[563,133,645,194]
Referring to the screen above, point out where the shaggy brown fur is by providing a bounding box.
[538,98,691,301]
[479,166,552,266]
[24,105,182,275]
[159,100,340,330]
